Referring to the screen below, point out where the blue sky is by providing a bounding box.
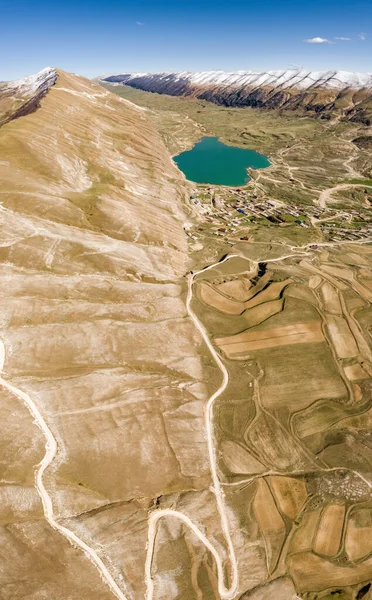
[1,0,371,80]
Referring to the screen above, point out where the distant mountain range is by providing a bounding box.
[102,69,372,123]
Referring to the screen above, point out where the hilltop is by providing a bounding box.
[0,66,57,126]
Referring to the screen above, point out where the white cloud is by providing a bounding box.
[136,21,144,26]
[304,37,333,44]
[359,32,366,40]
[335,37,351,41]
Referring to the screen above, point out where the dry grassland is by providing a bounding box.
[289,509,322,554]
[253,480,283,527]
[217,395,256,439]
[344,363,370,381]
[216,321,323,356]
[319,281,342,315]
[293,399,356,438]
[345,509,372,561]
[217,277,253,301]
[326,315,359,358]
[220,440,265,475]
[244,279,293,310]
[239,577,298,600]
[344,252,371,267]
[213,256,255,277]
[269,477,307,520]
[359,276,372,291]
[288,551,372,592]
[243,272,272,301]
[300,260,349,290]
[198,275,290,318]
[322,265,358,281]
[253,479,286,573]
[246,413,312,471]
[322,265,372,302]
[345,525,372,562]
[198,282,244,314]
[358,267,372,280]
[313,504,346,557]
[309,275,322,289]
[283,283,318,305]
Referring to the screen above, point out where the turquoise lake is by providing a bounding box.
[174,136,270,186]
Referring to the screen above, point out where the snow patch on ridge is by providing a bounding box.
[110,69,372,91]
[185,69,372,90]
[5,67,58,96]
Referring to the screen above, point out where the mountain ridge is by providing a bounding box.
[104,69,372,90]
[0,67,217,599]
[102,69,372,123]
[0,67,58,126]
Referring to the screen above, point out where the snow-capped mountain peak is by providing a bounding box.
[102,68,372,122]
[5,67,58,96]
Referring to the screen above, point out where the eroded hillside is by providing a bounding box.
[1,68,372,600]
[0,69,221,599]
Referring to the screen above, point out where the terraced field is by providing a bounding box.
[191,246,372,599]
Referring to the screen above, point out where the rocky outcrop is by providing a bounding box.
[102,69,372,122]
[353,135,372,149]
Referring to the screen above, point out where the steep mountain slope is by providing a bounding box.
[0,69,223,599]
[102,69,372,122]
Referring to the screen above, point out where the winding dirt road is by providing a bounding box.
[0,341,130,600]
[0,254,241,600]
[318,182,372,209]
[0,250,321,599]
[145,254,240,600]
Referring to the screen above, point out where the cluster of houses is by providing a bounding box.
[187,186,371,244]
[320,222,371,242]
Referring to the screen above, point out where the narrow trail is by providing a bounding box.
[222,465,372,490]
[0,341,130,600]
[145,253,240,600]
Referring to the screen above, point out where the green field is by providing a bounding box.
[348,178,372,186]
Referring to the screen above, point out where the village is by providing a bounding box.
[186,184,372,244]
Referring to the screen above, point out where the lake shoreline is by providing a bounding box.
[174,136,270,187]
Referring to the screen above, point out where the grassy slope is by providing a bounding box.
[102,82,322,154]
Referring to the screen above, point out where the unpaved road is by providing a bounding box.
[0,255,240,600]
[145,254,240,600]
[318,183,372,208]
[0,340,130,600]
